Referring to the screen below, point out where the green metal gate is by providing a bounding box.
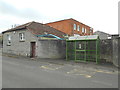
[66,35,100,64]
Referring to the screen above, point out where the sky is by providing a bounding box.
[0,0,119,34]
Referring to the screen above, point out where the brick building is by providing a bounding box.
[46,18,93,36]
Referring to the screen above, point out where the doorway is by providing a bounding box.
[30,42,36,58]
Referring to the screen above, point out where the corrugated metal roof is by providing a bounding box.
[68,35,99,40]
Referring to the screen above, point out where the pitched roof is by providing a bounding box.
[2,22,32,33]
[2,21,66,38]
[93,31,110,35]
[46,18,92,28]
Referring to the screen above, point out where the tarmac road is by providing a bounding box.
[2,53,118,88]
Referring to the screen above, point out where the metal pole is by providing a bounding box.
[85,41,86,62]
[66,40,68,60]
[96,40,98,64]
[75,40,76,61]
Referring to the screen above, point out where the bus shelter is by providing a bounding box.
[66,35,100,64]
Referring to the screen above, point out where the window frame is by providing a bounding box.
[7,34,11,46]
[82,27,85,33]
[77,25,80,31]
[73,24,77,30]
[85,28,87,33]
[19,33,25,41]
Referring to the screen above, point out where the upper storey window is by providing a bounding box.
[73,24,77,30]
[85,28,87,33]
[82,27,84,33]
[77,25,80,31]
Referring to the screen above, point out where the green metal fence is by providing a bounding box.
[66,35,100,64]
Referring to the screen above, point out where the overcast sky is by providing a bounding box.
[0,0,119,34]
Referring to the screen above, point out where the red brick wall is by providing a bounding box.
[46,19,93,36]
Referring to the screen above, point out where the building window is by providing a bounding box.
[7,34,11,46]
[77,25,80,31]
[19,33,25,41]
[85,28,87,33]
[73,24,77,30]
[82,27,84,33]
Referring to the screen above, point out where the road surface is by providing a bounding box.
[2,52,118,88]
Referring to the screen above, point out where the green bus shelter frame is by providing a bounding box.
[66,35,100,64]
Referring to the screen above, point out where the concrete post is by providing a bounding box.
[112,38,119,67]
